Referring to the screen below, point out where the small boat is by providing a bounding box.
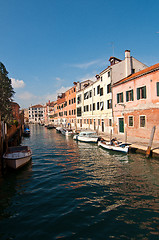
[47,124,54,129]
[98,140,131,153]
[23,126,30,136]
[61,128,74,136]
[56,127,63,133]
[73,131,100,143]
[3,146,32,169]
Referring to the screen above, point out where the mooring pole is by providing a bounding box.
[110,129,112,142]
[146,126,156,158]
[125,131,127,143]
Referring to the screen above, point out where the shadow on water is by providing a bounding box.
[0,124,159,239]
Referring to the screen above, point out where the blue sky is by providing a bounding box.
[0,0,159,108]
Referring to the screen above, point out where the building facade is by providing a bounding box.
[112,63,159,140]
[76,50,148,134]
[29,104,45,123]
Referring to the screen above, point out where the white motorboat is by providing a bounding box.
[3,146,32,169]
[73,131,100,143]
[61,128,74,136]
[98,140,131,153]
[56,127,63,133]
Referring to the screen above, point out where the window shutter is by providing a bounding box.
[117,94,119,103]
[157,82,159,96]
[137,88,140,100]
[126,91,128,102]
[131,90,134,101]
[143,86,146,98]
[121,92,123,102]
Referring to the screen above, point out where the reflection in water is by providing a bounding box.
[0,124,159,239]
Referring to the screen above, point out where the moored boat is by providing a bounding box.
[56,127,63,133]
[47,124,54,129]
[3,146,32,169]
[61,128,74,136]
[23,126,30,136]
[98,140,131,153]
[73,131,100,143]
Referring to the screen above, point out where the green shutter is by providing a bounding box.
[143,86,146,98]
[126,91,128,102]
[131,90,134,101]
[121,92,123,102]
[157,82,159,96]
[137,88,140,100]
[117,94,119,103]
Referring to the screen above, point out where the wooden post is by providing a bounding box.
[146,126,156,157]
[110,129,112,142]
[125,131,127,143]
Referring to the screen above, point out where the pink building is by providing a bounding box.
[112,63,159,141]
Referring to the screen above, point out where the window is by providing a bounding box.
[100,87,103,96]
[107,99,112,109]
[107,84,111,93]
[87,119,89,124]
[74,109,76,115]
[108,71,110,77]
[117,92,123,103]
[137,86,146,100]
[100,102,104,110]
[157,82,159,96]
[84,92,89,100]
[89,90,92,98]
[90,119,92,124]
[126,90,134,102]
[128,116,133,127]
[109,119,112,126]
[77,95,81,104]
[93,103,95,111]
[140,116,146,127]
[84,119,86,124]
[98,119,100,125]
[101,77,103,81]
[77,107,82,116]
[97,85,100,95]
[97,102,100,110]
[69,100,71,105]
[90,104,92,111]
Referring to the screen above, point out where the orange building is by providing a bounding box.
[53,83,76,128]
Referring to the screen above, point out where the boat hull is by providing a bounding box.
[98,141,129,153]
[3,146,32,169]
[4,155,32,169]
[73,135,99,143]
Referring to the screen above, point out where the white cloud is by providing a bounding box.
[68,59,105,69]
[11,78,25,89]
[17,91,36,100]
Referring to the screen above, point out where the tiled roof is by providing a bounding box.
[113,63,159,87]
[31,104,44,108]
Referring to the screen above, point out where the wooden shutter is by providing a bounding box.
[131,90,134,101]
[126,91,128,102]
[143,86,146,98]
[121,92,123,102]
[157,82,159,96]
[137,88,140,100]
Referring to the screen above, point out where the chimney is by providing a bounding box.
[125,50,131,77]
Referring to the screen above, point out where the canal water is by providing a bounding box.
[0,125,159,240]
